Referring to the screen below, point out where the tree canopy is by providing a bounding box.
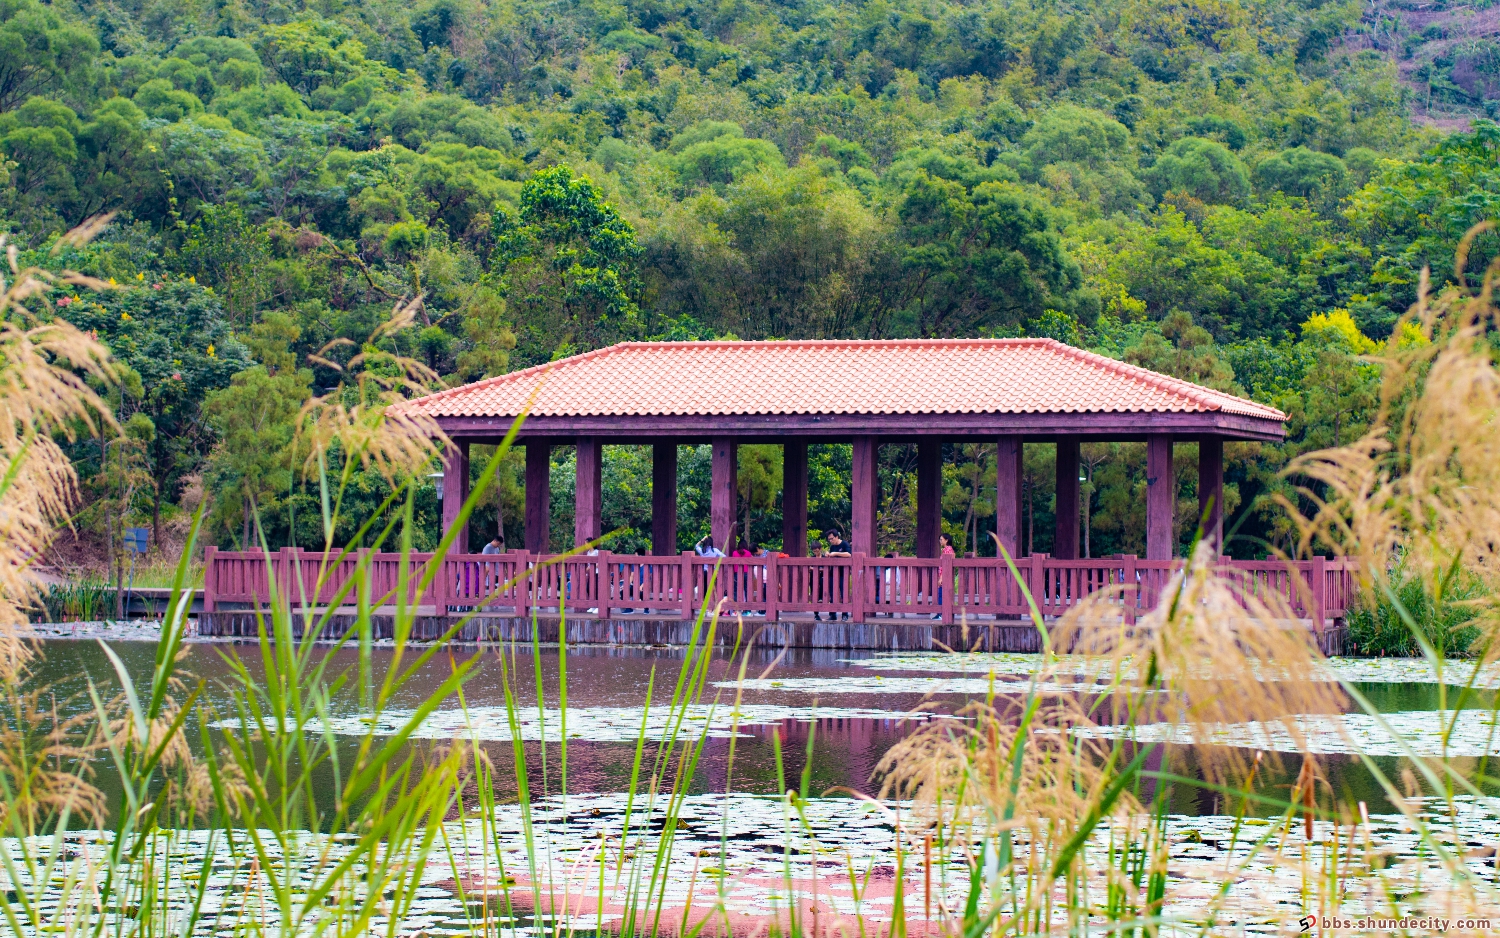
[3,0,1497,559]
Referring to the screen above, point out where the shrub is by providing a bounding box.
[1345,560,1486,657]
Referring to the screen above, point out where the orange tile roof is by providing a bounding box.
[409,339,1286,421]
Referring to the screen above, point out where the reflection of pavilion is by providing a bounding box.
[200,339,1354,646]
[415,338,1287,560]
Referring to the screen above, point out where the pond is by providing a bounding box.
[10,624,1500,935]
[27,632,1493,816]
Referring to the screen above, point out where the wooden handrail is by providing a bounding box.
[202,548,1357,624]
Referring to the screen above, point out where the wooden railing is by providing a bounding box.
[204,548,1356,626]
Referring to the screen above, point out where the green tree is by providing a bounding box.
[896,172,1083,336]
[454,285,516,380]
[0,0,98,112]
[203,363,312,548]
[1289,309,1380,451]
[494,165,643,366]
[1123,309,1238,391]
[1254,147,1348,199]
[737,444,782,550]
[1148,137,1250,205]
[62,278,253,546]
[177,204,272,323]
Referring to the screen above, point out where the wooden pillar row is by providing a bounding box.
[1054,439,1080,561]
[1146,434,1175,561]
[575,437,603,547]
[782,441,808,556]
[652,442,678,556]
[442,439,469,552]
[915,441,942,558]
[524,442,550,553]
[711,437,737,553]
[995,436,1022,560]
[1199,436,1224,556]
[851,436,879,556]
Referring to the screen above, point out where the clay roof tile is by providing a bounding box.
[408,338,1286,421]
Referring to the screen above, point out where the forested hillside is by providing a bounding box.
[6,0,1500,567]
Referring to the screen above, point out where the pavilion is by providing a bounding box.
[409,338,1288,561]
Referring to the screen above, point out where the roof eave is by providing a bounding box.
[430,410,1285,442]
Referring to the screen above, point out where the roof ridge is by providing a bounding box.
[614,337,1049,349]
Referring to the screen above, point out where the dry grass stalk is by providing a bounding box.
[0,221,117,679]
[1048,542,1347,782]
[0,677,106,832]
[875,691,1142,928]
[1285,231,1500,657]
[298,295,448,481]
[1276,227,1500,919]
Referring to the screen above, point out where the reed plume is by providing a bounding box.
[1286,231,1500,659]
[0,221,116,678]
[1048,542,1348,781]
[298,295,449,481]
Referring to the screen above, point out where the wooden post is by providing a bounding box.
[852,436,879,556]
[1122,554,1137,625]
[652,443,678,556]
[939,552,954,624]
[597,551,610,620]
[203,546,217,613]
[916,441,942,558]
[435,547,450,617]
[1054,439,1079,561]
[442,439,470,553]
[515,549,531,620]
[681,550,696,620]
[575,437,603,547]
[853,553,867,623]
[711,436,737,553]
[1031,553,1047,618]
[783,440,808,556]
[525,442,551,553]
[1312,555,1327,631]
[1146,435,1175,561]
[765,554,778,622]
[278,546,295,615]
[996,436,1022,560]
[1199,436,1224,556]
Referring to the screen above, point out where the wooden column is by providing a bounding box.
[524,442,550,553]
[1146,434,1175,561]
[851,436,879,556]
[1199,436,1224,556]
[995,436,1022,560]
[1054,438,1079,561]
[442,439,470,552]
[916,441,942,558]
[1015,443,1025,556]
[711,436,737,553]
[782,440,808,556]
[652,442,678,556]
[575,437,603,547]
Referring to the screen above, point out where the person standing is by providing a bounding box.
[823,529,851,619]
[934,533,956,619]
